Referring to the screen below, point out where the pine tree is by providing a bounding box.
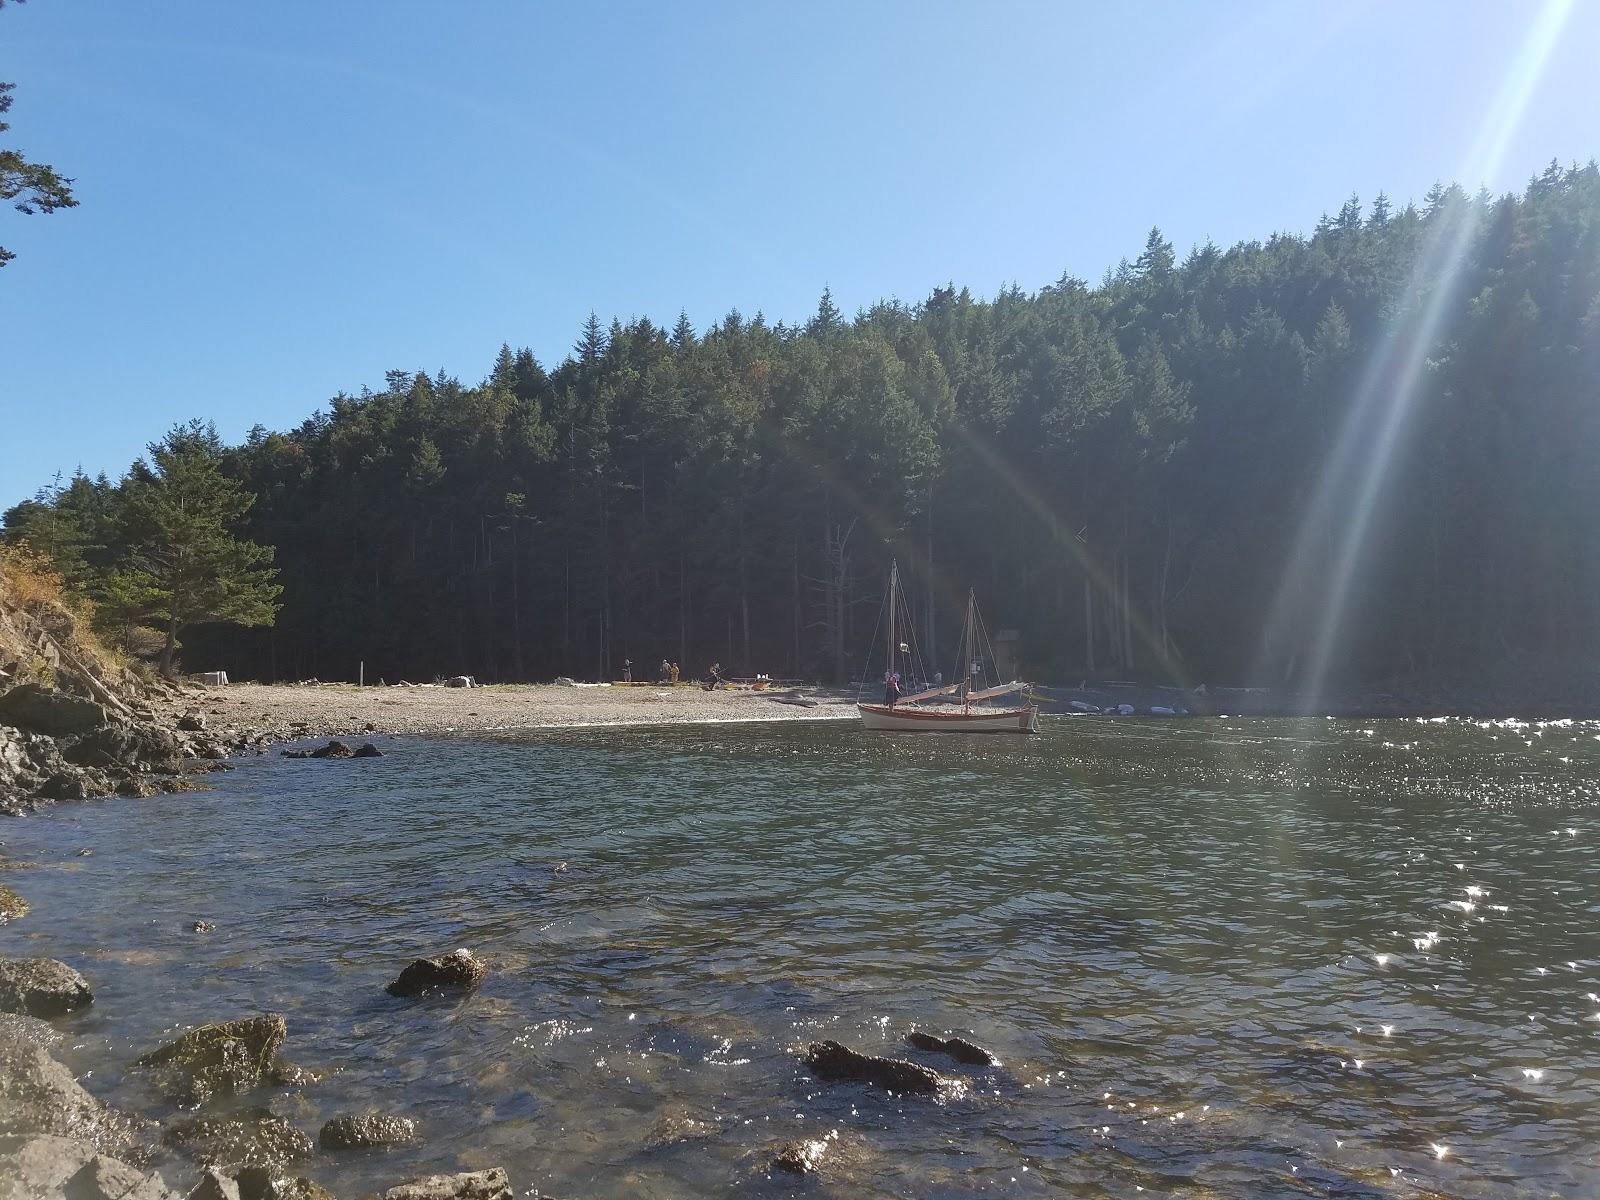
[110,421,281,675]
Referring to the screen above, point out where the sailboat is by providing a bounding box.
[857,562,1039,734]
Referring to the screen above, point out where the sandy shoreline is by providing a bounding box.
[160,681,859,743]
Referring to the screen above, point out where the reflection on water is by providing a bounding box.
[2,716,1598,1198]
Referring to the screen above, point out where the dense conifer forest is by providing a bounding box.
[7,163,1599,698]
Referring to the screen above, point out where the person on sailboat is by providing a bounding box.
[884,669,902,706]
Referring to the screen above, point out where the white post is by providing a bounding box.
[359,661,364,687]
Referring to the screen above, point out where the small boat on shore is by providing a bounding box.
[857,562,1038,734]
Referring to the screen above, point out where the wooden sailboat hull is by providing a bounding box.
[857,703,1039,733]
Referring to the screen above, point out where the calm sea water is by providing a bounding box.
[2,716,1598,1199]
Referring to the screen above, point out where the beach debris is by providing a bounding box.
[164,1110,315,1168]
[905,1029,998,1066]
[318,1113,418,1150]
[134,1013,289,1106]
[0,956,94,1017]
[386,949,487,998]
[445,676,476,689]
[553,676,577,687]
[804,1039,944,1095]
[379,1167,512,1200]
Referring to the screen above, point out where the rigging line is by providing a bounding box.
[857,584,886,704]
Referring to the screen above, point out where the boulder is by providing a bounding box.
[317,1113,417,1151]
[380,1169,511,1200]
[904,1030,998,1066]
[351,743,383,758]
[38,770,115,802]
[804,1040,943,1095]
[311,741,351,759]
[0,1134,180,1200]
[64,721,184,773]
[0,684,108,738]
[0,958,94,1018]
[0,1034,139,1154]
[177,713,208,732]
[0,1012,64,1050]
[385,950,486,998]
[134,1014,288,1106]
[164,1111,314,1169]
[0,884,28,924]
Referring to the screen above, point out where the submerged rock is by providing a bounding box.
[0,683,108,737]
[0,883,29,924]
[771,1137,829,1174]
[0,957,94,1017]
[317,1113,417,1150]
[904,1030,998,1066]
[804,1039,944,1095]
[134,1014,288,1106]
[385,949,486,998]
[380,1168,511,1200]
[0,1134,180,1200]
[645,1107,719,1149]
[164,1110,314,1168]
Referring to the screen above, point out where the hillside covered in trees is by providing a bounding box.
[7,163,1599,700]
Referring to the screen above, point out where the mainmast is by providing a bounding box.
[962,588,975,712]
[887,560,899,679]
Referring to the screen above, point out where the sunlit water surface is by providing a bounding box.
[3,716,1599,1198]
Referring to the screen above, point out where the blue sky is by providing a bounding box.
[2,0,1596,509]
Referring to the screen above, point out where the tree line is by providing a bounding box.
[7,162,1599,700]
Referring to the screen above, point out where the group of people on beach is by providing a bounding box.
[656,659,682,684]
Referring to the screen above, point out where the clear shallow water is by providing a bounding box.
[2,715,1599,1199]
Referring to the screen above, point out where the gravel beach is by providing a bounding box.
[160,681,858,742]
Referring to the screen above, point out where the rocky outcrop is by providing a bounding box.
[0,1134,180,1200]
[164,1111,314,1169]
[804,1039,944,1095]
[905,1030,997,1066]
[0,1012,64,1050]
[380,1169,511,1200]
[63,720,184,773]
[0,958,93,1017]
[0,683,108,738]
[385,950,486,998]
[0,1032,139,1155]
[133,1014,289,1106]
[317,1113,417,1151]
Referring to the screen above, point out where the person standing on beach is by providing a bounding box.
[669,662,680,684]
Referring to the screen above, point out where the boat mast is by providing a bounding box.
[887,560,898,682]
[963,589,975,713]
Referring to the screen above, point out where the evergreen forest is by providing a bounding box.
[7,164,1600,701]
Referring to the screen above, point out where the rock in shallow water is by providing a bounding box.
[0,1033,141,1155]
[904,1029,997,1066]
[133,1014,288,1106]
[317,1113,417,1150]
[385,949,486,997]
[380,1168,511,1200]
[164,1110,314,1168]
[804,1039,944,1095]
[0,957,93,1018]
[0,884,29,924]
